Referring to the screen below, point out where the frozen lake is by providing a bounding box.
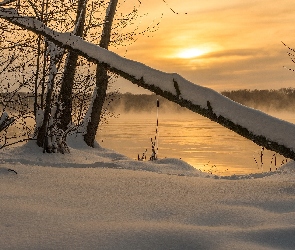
[97,111,295,176]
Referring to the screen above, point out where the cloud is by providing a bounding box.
[113,0,295,92]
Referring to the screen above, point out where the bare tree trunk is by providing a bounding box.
[59,0,87,131]
[33,0,47,116]
[40,40,48,110]
[36,43,62,148]
[84,0,118,147]
[84,66,108,146]
[34,35,42,116]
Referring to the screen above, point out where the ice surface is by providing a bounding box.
[1,139,295,249]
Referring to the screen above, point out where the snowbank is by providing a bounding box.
[1,141,295,249]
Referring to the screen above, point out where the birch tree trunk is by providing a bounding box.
[36,43,62,148]
[84,0,118,147]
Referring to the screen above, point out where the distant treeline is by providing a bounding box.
[221,88,295,111]
[108,88,295,113]
[3,88,295,114]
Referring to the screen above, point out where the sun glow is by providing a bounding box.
[177,48,209,59]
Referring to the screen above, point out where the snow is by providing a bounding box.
[1,138,295,250]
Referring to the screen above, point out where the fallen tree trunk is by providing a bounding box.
[1,7,295,159]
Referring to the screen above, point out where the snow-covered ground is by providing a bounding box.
[1,136,295,250]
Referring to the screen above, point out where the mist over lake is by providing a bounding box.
[97,91,295,176]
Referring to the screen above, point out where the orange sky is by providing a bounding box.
[109,0,295,94]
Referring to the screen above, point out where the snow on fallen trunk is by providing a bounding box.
[1,7,295,159]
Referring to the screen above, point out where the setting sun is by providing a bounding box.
[177,48,209,59]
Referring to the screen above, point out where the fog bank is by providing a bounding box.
[105,88,295,115]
